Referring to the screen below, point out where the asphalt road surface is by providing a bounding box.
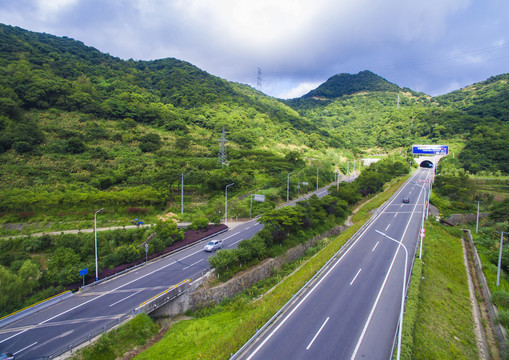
[236,167,432,360]
[0,174,357,359]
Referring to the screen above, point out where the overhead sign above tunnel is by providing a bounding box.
[412,144,449,155]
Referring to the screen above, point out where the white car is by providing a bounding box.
[204,240,223,252]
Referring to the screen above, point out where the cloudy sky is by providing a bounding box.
[1,0,508,98]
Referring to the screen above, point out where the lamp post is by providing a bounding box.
[287,172,293,204]
[375,230,408,360]
[225,183,234,227]
[181,172,184,214]
[94,208,104,283]
[497,232,508,287]
[476,200,481,233]
[316,167,320,191]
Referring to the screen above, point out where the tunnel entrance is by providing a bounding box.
[420,160,434,168]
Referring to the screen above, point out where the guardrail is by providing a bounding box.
[230,187,392,359]
[230,174,411,359]
[47,280,190,359]
[135,279,191,315]
[0,291,73,328]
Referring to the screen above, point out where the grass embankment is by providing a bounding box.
[67,175,409,360]
[407,223,479,359]
[130,176,409,359]
[70,313,159,360]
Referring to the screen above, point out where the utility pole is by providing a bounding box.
[217,127,228,167]
[316,167,320,191]
[287,172,294,204]
[497,231,508,287]
[225,183,234,227]
[476,200,481,233]
[181,173,184,214]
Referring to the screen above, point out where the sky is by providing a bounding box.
[1,0,508,99]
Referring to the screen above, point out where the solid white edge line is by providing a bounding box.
[244,178,400,360]
[350,170,427,360]
[306,317,330,350]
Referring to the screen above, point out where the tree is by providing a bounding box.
[139,133,162,152]
[17,260,41,293]
[155,220,184,246]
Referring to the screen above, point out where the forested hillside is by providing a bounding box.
[0,24,344,225]
[0,23,508,227]
[287,71,509,173]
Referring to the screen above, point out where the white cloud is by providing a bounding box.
[0,0,507,96]
[278,81,322,99]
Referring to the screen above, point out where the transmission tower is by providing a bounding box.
[257,67,263,91]
[217,127,229,167]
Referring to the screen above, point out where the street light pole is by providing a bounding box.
[94,208,104,283]
[287,172,293,204]
[225,183,234,227]
[476,200,481,233]
[181,172,184,214]
[316,167,320,191]
[375,230,408,360]
[497,232,508,287]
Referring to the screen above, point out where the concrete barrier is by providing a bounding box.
[0,291,73,328]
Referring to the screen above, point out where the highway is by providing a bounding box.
[236,167,432,360]
[0,175,355,359]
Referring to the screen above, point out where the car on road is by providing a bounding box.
[204,240,223,252]
[0,354,15,360]
[402,197,410,203]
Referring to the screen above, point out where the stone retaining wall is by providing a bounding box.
[464,229,507,358]
[150,224,348,318]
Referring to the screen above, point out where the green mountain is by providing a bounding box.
[0,23,508,225]
[303,70,401,98]
[284,70,417,110]
[0,24,341,222]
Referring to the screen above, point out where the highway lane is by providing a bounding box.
[0,175,354,359]
[237,167,432,360]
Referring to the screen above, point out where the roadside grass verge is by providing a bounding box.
[133,176,409,359]
[69,313,159,360]
[398,257,422,360]
[411,223,479,359]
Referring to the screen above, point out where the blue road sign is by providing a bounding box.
[412,145,448,155]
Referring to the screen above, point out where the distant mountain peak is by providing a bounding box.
[301,70,401,100]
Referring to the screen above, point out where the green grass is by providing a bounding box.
[399,257,422,360]
[133,176,409,359]
[411,222,479,359]
[70,313,160,360]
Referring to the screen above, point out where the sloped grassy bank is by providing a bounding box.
[71,176,480,360]
[402,223,479,359]
[127,177,408,360]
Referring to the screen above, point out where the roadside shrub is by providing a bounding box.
[492,290,509,308]
[499,308,509,328]
[190,217,209,230]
